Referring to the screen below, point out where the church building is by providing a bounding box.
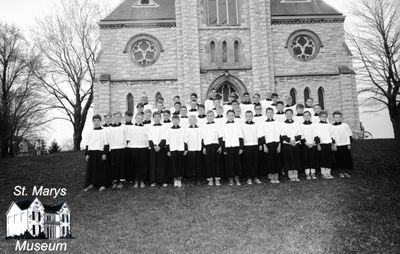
[94,0,359,131]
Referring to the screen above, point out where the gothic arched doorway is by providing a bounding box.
[208,73,247,104]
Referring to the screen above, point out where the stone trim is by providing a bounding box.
[108,79,178,82]
[200,66,252,73]
[272,16,345,25]
[99,22,176,29]
[274,72,355,78]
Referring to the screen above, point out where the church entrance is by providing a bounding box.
[208,73,247,104]
[216,81,238,104]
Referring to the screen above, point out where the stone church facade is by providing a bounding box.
[94,0,360,131]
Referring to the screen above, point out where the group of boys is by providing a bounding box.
[84,90,353,191]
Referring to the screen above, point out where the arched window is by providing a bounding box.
[222,41,227,63]
[304,87,310,104]
[207,0,239,26]
[210,41,216,64]
[141,0,149,4]
[318,87,325,109]
[127,93,134,113]
[216,81,238,103]
[290,88,297,105]
[234,40,240,63]
[155,92,163,102]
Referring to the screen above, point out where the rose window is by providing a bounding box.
[290,35,317,60]
[131,40,158,66]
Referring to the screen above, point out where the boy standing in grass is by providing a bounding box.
[214,106,225,125]
[281,109,302,182]
[201,110,223,186]
[315,111,334,179]
[179,106,189,129]
[148,112,168,187]
[331,111,353,178]
[184,116,203,185]
[258,107,281,183]
[300,111,318,180]
[126,113,149,188]
[222,109,243,186]
[167,115,187,187]
[241,111,262,185]
[108,112,127,189]
[84,114,110,192]
[188,100,199,117]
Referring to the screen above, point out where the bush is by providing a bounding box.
[48,140,61,154]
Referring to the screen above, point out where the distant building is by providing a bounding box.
[6,197,71,239]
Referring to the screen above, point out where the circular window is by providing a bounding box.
[287,31,321,62]
[131,40,158,66]
[125,34,162,67]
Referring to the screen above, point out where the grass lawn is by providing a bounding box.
[1,139,400,253]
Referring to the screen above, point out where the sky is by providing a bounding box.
[0,0,394,148]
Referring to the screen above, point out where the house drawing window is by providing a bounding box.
[222,41,227,63]
[32,211,35,221]
[207,0,239,26]
[318,87,325,109]
[32,225,36,235]
[290,88,297,105]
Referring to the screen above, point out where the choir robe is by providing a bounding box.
[214,115,226,126]
[312,114,330,125]
[253,115,266,125]
[223,104,233,115]
[240,102,254,116]
[331,122,354,170]
[167,126,186,177]
[179,116,190,129]
[148,123,168,183]
[260,99,273,116]
[315,121,334,168]
[241,121,259,178]
[197,115,207,127]
[300,121,318,169]
[187,108,199,118]
[201,122,223,178]
[204,98,214,112]
[221,121,243,178]
[184,125,203,178]
[126,123,149,182]
[274,111,286,123]
[258,119,282,174]
[293,113,304,124]
[162,120,173,129]
[280,120,302,171]
[107,123,127,181]
[102,124,112,182]
[84,127,110,187]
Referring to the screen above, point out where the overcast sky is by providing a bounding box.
[0,0,394,147]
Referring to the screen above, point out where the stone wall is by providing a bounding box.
[271,21,354,76]
[275,74,360,132]
[96,26,177,80]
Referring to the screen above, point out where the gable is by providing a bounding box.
[271,0,343,17]
[101,0,176,23]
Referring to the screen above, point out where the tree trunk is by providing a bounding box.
[73,129,82,151]
[388,102,400,140]
[1,139,9,158]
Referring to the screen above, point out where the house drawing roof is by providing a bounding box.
[43,202,67,213]
[100,0,342,24]
[14,197,37,210]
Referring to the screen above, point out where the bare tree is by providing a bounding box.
[348,0,400,139]
[0,23,50,158]
[33,0,103,150]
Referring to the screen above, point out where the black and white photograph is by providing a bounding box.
[0,0,399,253]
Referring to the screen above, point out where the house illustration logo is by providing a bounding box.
[6,197,72,240]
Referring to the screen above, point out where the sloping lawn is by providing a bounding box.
[1,140,400,253]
